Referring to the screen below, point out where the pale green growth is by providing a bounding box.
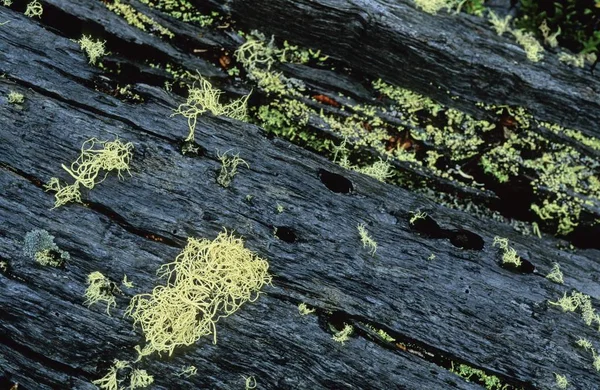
[77,35,106,65]
[0,261,7,273]
[172,75,250,142]
[554,373,568,389]
[92,359,130,390]
[354,159,394,182]
[122,274,134,288]
[24,0,42,17]
[298,303,315,315]
[575,338,593,352]
[531,200,579,236]
[511,29,544,62]
[129,369,154,389]
[492,236,522,267]
[409,210,427,225]
[548,291,580,312]
[23,229,70,267]
[450,362,507,390]
[176,365,198,378]
[332,324,353,344]
[137,0,216,26]
[243,375,257,390]
[2,0,13,6]
[125,230,271,359]
[357,223,377,256]
[532,222,542,239]
[364,323,395,342]
[84,271,119,315]
[539,20,560,48]
[546,263,564,284]
[105,0,174,38]
[558,52,586,68]
[217,150,249,188]
[7,91,24,104]
[276,204,285,213]
[549,291,600,329]
[487,10,512,36]
[414,0,453,14]
[594,354,600,372]
[428,253,436,261]
[44,138,133,208]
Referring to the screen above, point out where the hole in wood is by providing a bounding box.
[274,226,297,243]
[318,169,353,194]
[448,229,484,250]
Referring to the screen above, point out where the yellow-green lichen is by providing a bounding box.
[450,362,508,390]
[24,0,42,18]
[546,263,564,284]
[298,303,316,315]
[357,223,377,256]
[217,150,248,188]
[105,0,174,38]
[92,359,130,390]
[77,35,106,65]
[554,373,568,389]
[492,236,522,267]
[125,230,271,359]
[332,324,353,344]
[172,75,250,142]
[44,138,133,208]
[84,271,119,315]
[7,90,24,104]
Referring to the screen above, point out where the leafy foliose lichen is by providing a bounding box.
[23,229,70,267]
[125,230,271,360]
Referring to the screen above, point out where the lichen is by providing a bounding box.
[172,75,250,142]
[125,230,271,359]
[217,150,248,188]
[84,271,119,315]
[24,0,42,18]
[77,35,106,65]
[23,229,70,267]
[332,324,353,344]
[298,303,315,315]
[546,263,564,284]
[357,223,377,256]
[492,236,522,267]
[104,0,174,38]
[7,91,24,104]
[44,138,133,208]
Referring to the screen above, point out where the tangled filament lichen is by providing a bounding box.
[84,271,119,315]
[45,138,133,208]
[126,230,271,359]
[77,35,106,65]
[357,223,377,256]
[92,359,130,390]
[172,75,250,142]
[332,324,353,344]
[217,150,248,188]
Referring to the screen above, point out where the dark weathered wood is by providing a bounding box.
[1,2,600,390]
[207,0,600,139]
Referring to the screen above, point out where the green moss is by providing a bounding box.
[137,0,217,26]
[450,362,510,390]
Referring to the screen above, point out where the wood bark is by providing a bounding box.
[1,1,599,390]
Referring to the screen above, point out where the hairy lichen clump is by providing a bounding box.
[332,324,353,344]
[450,362,509,390]
[92,359,130,390]
[7,91,24,104]
[137,0,217,26]
[84,271,120,315]
[357,223,377,256]
[298,303,315,315]
[77,35,106,65]
[172,75,250,142]
[492,236,522,267]
[549,290,600,329]
[546,263,564,284]
[126,230,271,359]
[23,229,70,267]
[24,0,42,17]
[44,138,133,208]
[217,150,248,188]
